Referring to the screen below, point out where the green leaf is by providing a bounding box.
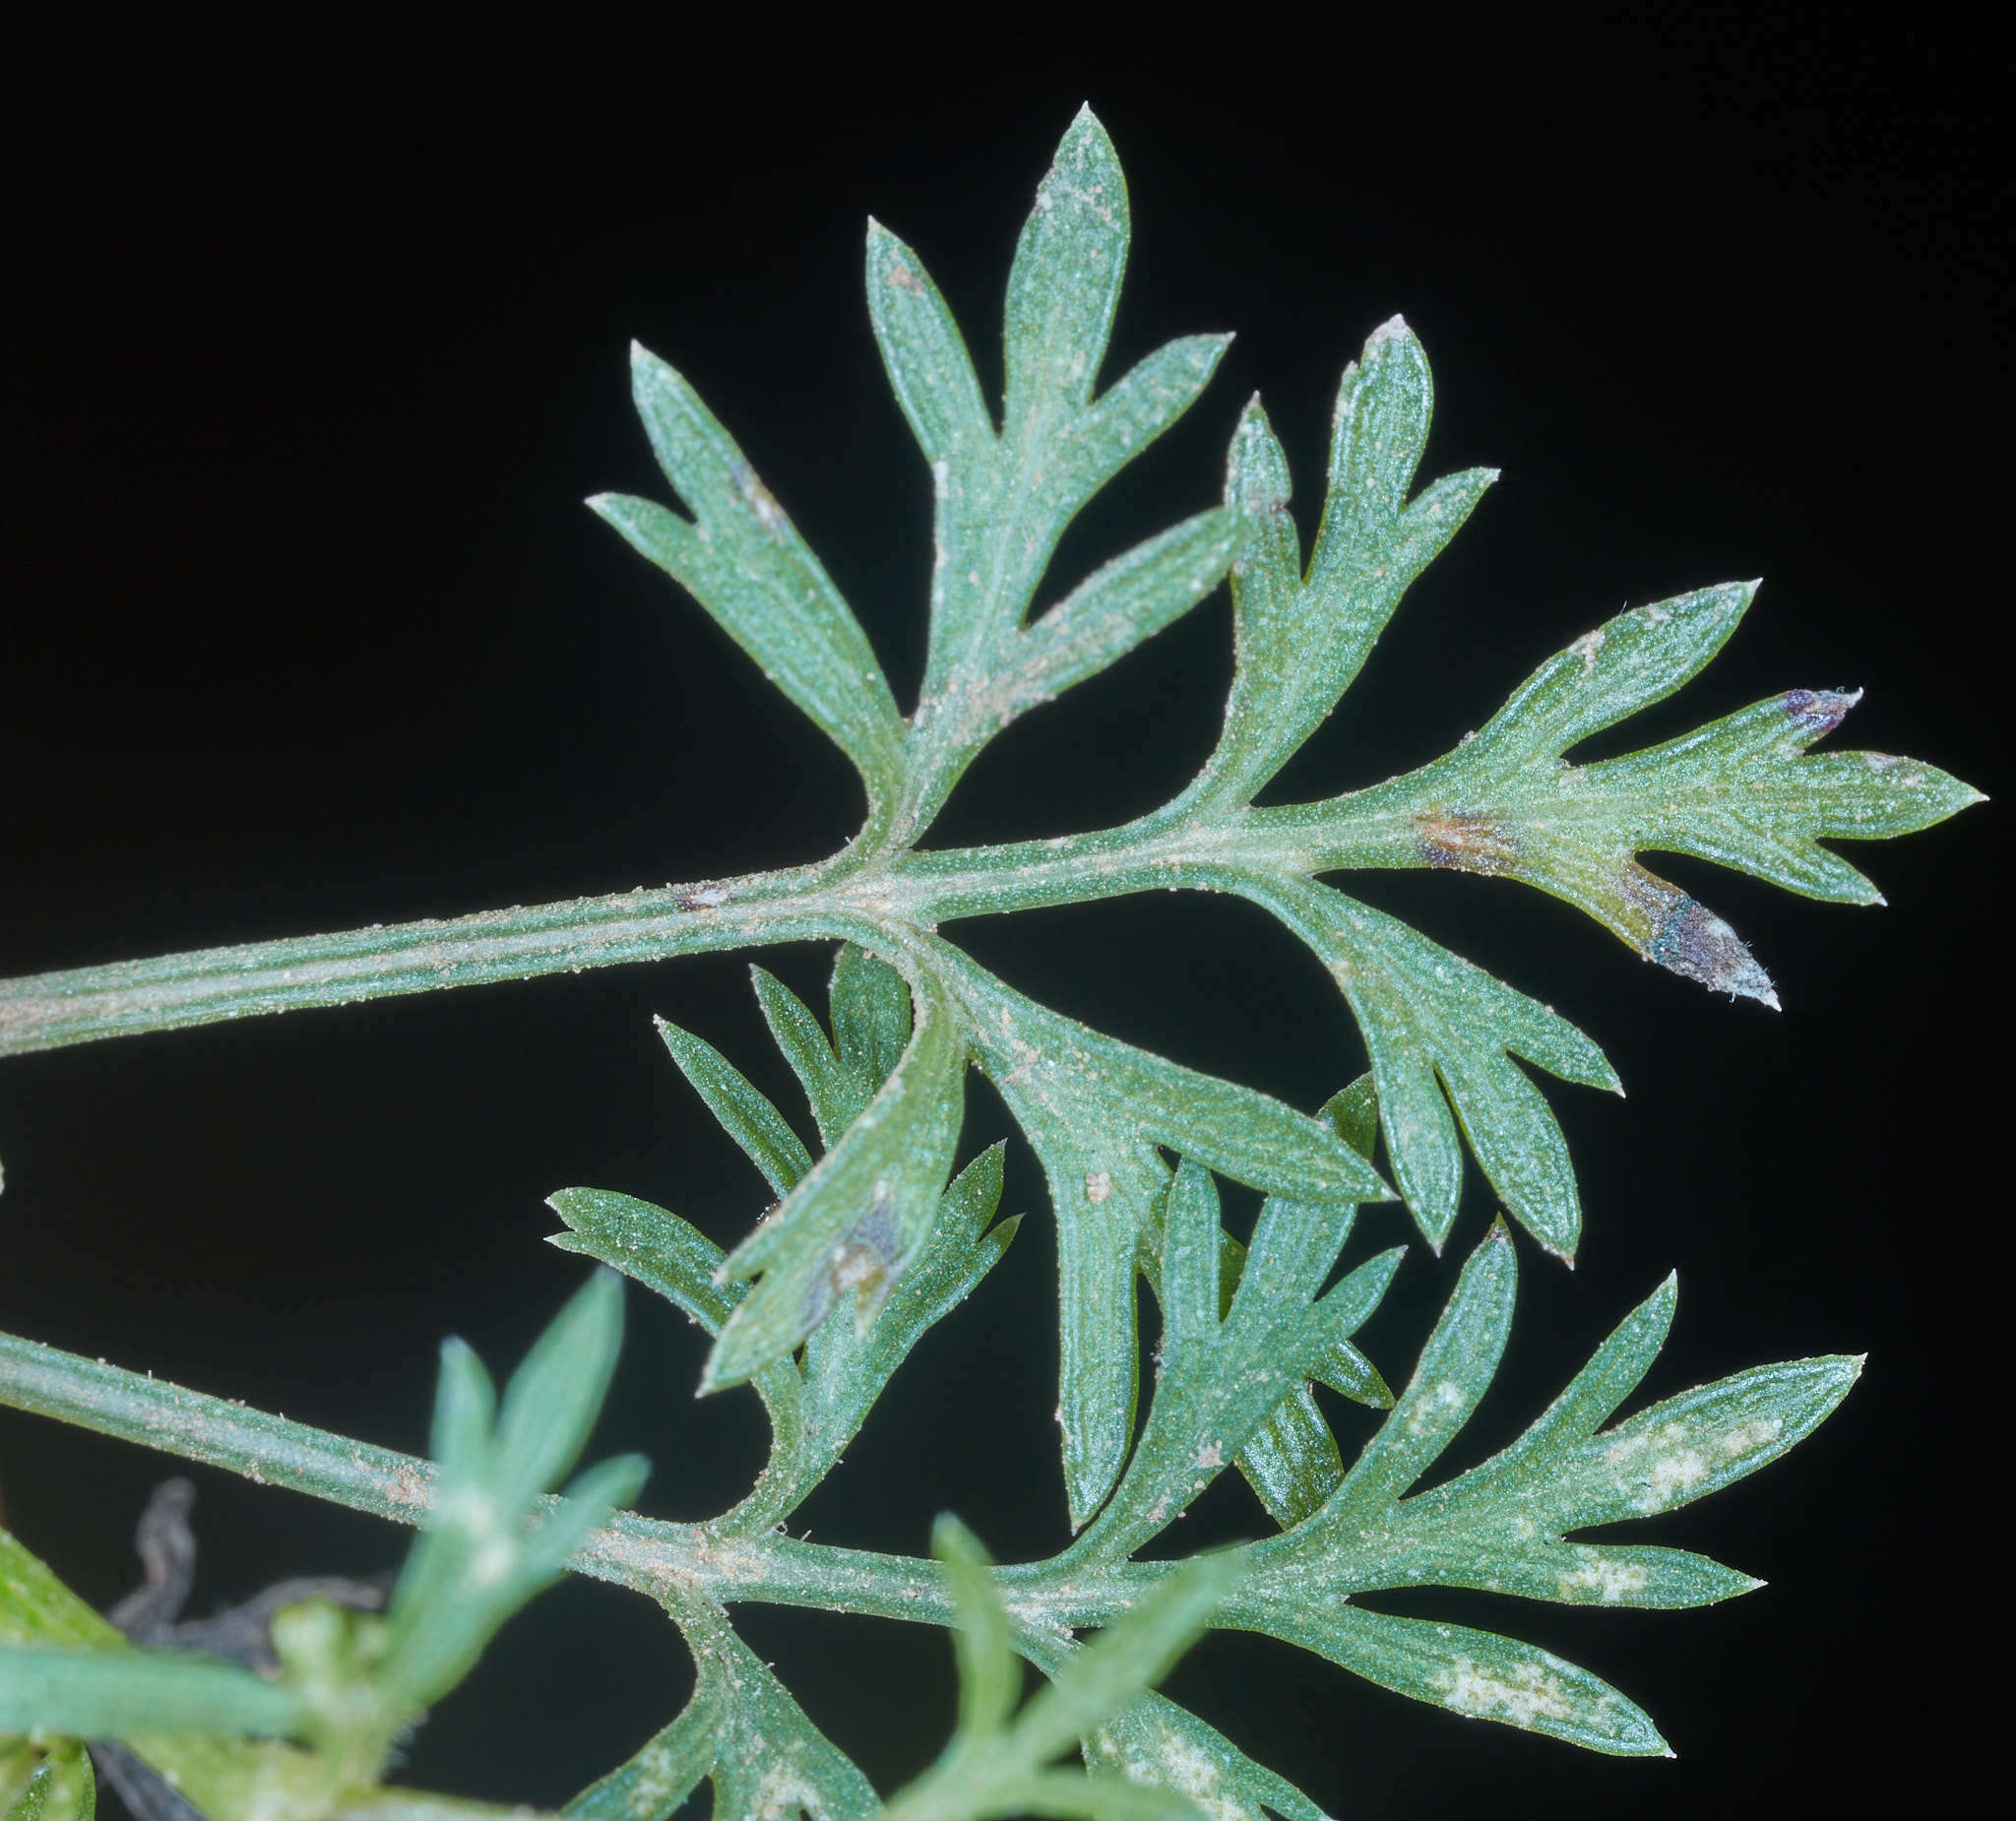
[591,346,905,796]
[1003,106,1130,433]
[1213,1229,1859,1752]
[1191,329,1495,809]
[0,1647,302,1739]
[1265,1608,1669,1757]
[1014,1554,1244,1770]
[381,1271,647,1717]
[932,944,1388,1527]
[750,966,862,1148]
[705,966,966,1393]
[4,1754,93,1821]
[1237,875,1617,1257]
[657,1016,815,1197]
[1,1531,125,1650]
[1009,510,1240,715]
[547,1189,748,1337]
[564,1681,724,1821]
[796,1146,1018,1503]
[1069,1161,1402,1563]
[866,219,994,466]
[682,1607,881,1821]
[1233,1384,1345,1530]
[1323,1222,1518,1522]
[427,1339,497,1476]
[1313,585,1984,1004]
[932,1517,1021,1740]
[552,1151,1014,1534]
[882,1545,1241,1821]
[881,109,1233,840]
[1084,1690,1329,1821]
[830,944,914,1095]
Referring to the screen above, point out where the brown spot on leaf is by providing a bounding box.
[886,263,925,294]
[1415,808,1518,876]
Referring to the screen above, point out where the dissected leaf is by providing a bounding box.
[880,1530,1240,1821]
[564,1680,724,1821]
[1084,1690,1328,1821]
[876,109,1234,838]
[1217,1225,1858,1753]
[1186,330,1494,810]
[1263,1608,1669,1757]
[1068,1161,1403,1563]
[656,1018,814,1198]
[657,1603,880,1821]
[750,965,862,1147]
[550,1157,1015,1532]
[1238,875,1617,1257]
[933,1517,1022,1740]
[931,942,1388,1527]
[380,1271,648,1719]
[1287,584,1983,1004]
[706,967,966,1393]
[591,348,906,797]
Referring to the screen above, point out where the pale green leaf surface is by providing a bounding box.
[1011,511,1240,714]
[1070,1161,1402,1564]
[692,1615,880,1821]
[933,945,1386,1526]
[750,966,861,1147]
[1223,1078,1392,1526]
[885,110,1232,840]
[563,1682,723,1821]
[933,1518,1021,1740]
[1192,331,1495,809]
[1290,584,1983,1004]
[830,944,914,1094]
[1254,1608,1668,1758]
[0,1647,301,1739]
[656,1018,814,1197]
[867,220,993,464]
[707,969,965,1392]
[592,345,904,793]
[1236,875,1615,1257]
[1084,1690,1328,1821]
[1209,1230,1858,1750]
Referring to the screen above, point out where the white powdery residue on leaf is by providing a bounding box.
[1431,1655,1575,1728]
[1557,1551,1650,1603]
[1722,1417,1783,1456]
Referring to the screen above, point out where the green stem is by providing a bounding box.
[0,793,1430,1062]
[0,1329,1158,1632]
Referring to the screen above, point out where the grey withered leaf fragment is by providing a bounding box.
[925,938,1388,1529]
[1217,1224,1859,1753]
[1231,874,1618,1258]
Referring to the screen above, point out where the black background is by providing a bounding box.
[1,24,2004,1821]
